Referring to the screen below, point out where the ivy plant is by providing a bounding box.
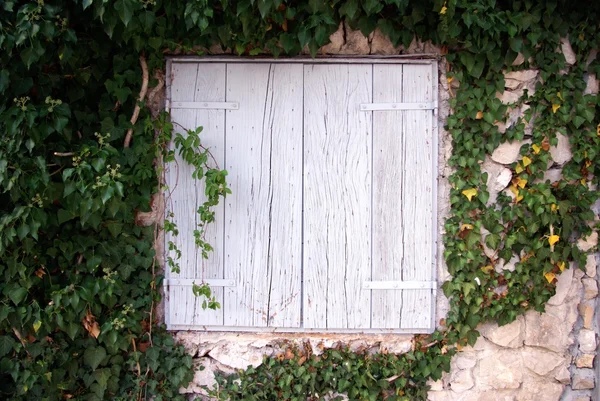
[0,0,599,400]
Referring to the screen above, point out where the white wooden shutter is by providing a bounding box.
[165,60,437,333]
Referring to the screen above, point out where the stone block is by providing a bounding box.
[578,301,595,329]
[572,368,595,390]
[585,254,596,277]
[496,90,521,105]
[447,369,474,393]
[575,353,594,368]
[521,348,565,376]
[482,157,513,204]
[578,231,598,252]
[491,140,531,165]
[454,354,478,370]
[561,37,577,65]
[549,133,573,165]
[524,303,578,353]
[479,317,524,348]
[475,350,523,389]
[517,379,563,401]
[578,329,596,353]
[584,73,599,95]
[554,364,571,384]
[208,342,268,370]
[582,278,598,300]
[369,28,398,55]
[548,266,573,306]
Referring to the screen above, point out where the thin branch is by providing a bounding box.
[170,121,221,169]
[54,152,74,157]
[124,55,149,148]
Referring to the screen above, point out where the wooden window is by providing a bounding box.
[165,59,438,333]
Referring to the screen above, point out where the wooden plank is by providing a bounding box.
[303,64,373,329]
[400,64,434,330]
[168,62,226,326]
[224,64,303,327]
[371,64,404,329]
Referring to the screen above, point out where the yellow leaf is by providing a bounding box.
[517,194,523,202]
[558,261,566,272]
[532,144,541,154]
[481,265,494,274]
[461,223,474,231]
[585,159,592,168]
[557,92,563,101]
[551,204,558,212]
[581,178,587,186]
[515,163,523,174]
[447,76,454,84]
[33,320,42,333]
[548,235,560,246]
[462,188,478,201]
[522,156,532,167]
[597,123,600,136]
[475,111,483,120]
[517,178,527,189]
[579,33,585,41]
[552,104,561,113]
[509,185,519,196]
[544,272,556,283]
[440,5,448,14]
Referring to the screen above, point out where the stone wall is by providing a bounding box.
[153,25,600,401]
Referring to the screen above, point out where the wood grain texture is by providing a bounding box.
[400,64,434,330]
[224,64,303,327]
[303,64,373,329]
[371,64,404,329]
[168,63,226,326]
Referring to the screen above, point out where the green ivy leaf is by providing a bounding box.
[114,0,135,27]
[0,336,15,357]
[84,346,107,370]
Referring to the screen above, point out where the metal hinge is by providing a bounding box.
[363,281,437,290]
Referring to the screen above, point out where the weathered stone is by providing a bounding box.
[475,391,519,401]
[181,358,217,394]
[579,301,595,329]
[482,157,513,204]
[521,348,565,376]
[454,354,477,370]
[577,231,598,252]
[578,329,596,353]
[479,317,524,348]
[572,368,595,390]
[524,302,578,353]
[369,28,398,55]
[320,23,344,54]
[504,70,538,86]
[427,390,454,401]
[561,37,577,65]
[517,380,563,401]
[427,378,444,392]
[497,90,521,105]
[542,168,563,184]
[475,350,523,389]
[491,140,531,165]
[549,133,573,165]
[379,338,412,354]
[582,278,598,300]
[576,353,595,368]
[548,265,574,306]
[561,387,593,401]
[585,254,597,277]
[340,22,370,54]
[495,254,519,273]
[584,73,599,95]
[448,369,474,393]
[554,364,571,384]
[208,342,268,370]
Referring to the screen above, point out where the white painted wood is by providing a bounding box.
[167,325,432,334]
[364,281,437,290]
[400,64,434,330]
[303,64,373,329]
[371,64,404,329]
[224,64,303,328]
[170,56,438,65]
[168,62,226,326]
[170,101,239,110]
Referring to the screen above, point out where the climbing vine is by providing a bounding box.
[0,0,599,400]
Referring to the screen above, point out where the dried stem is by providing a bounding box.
[124,55,149,148]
